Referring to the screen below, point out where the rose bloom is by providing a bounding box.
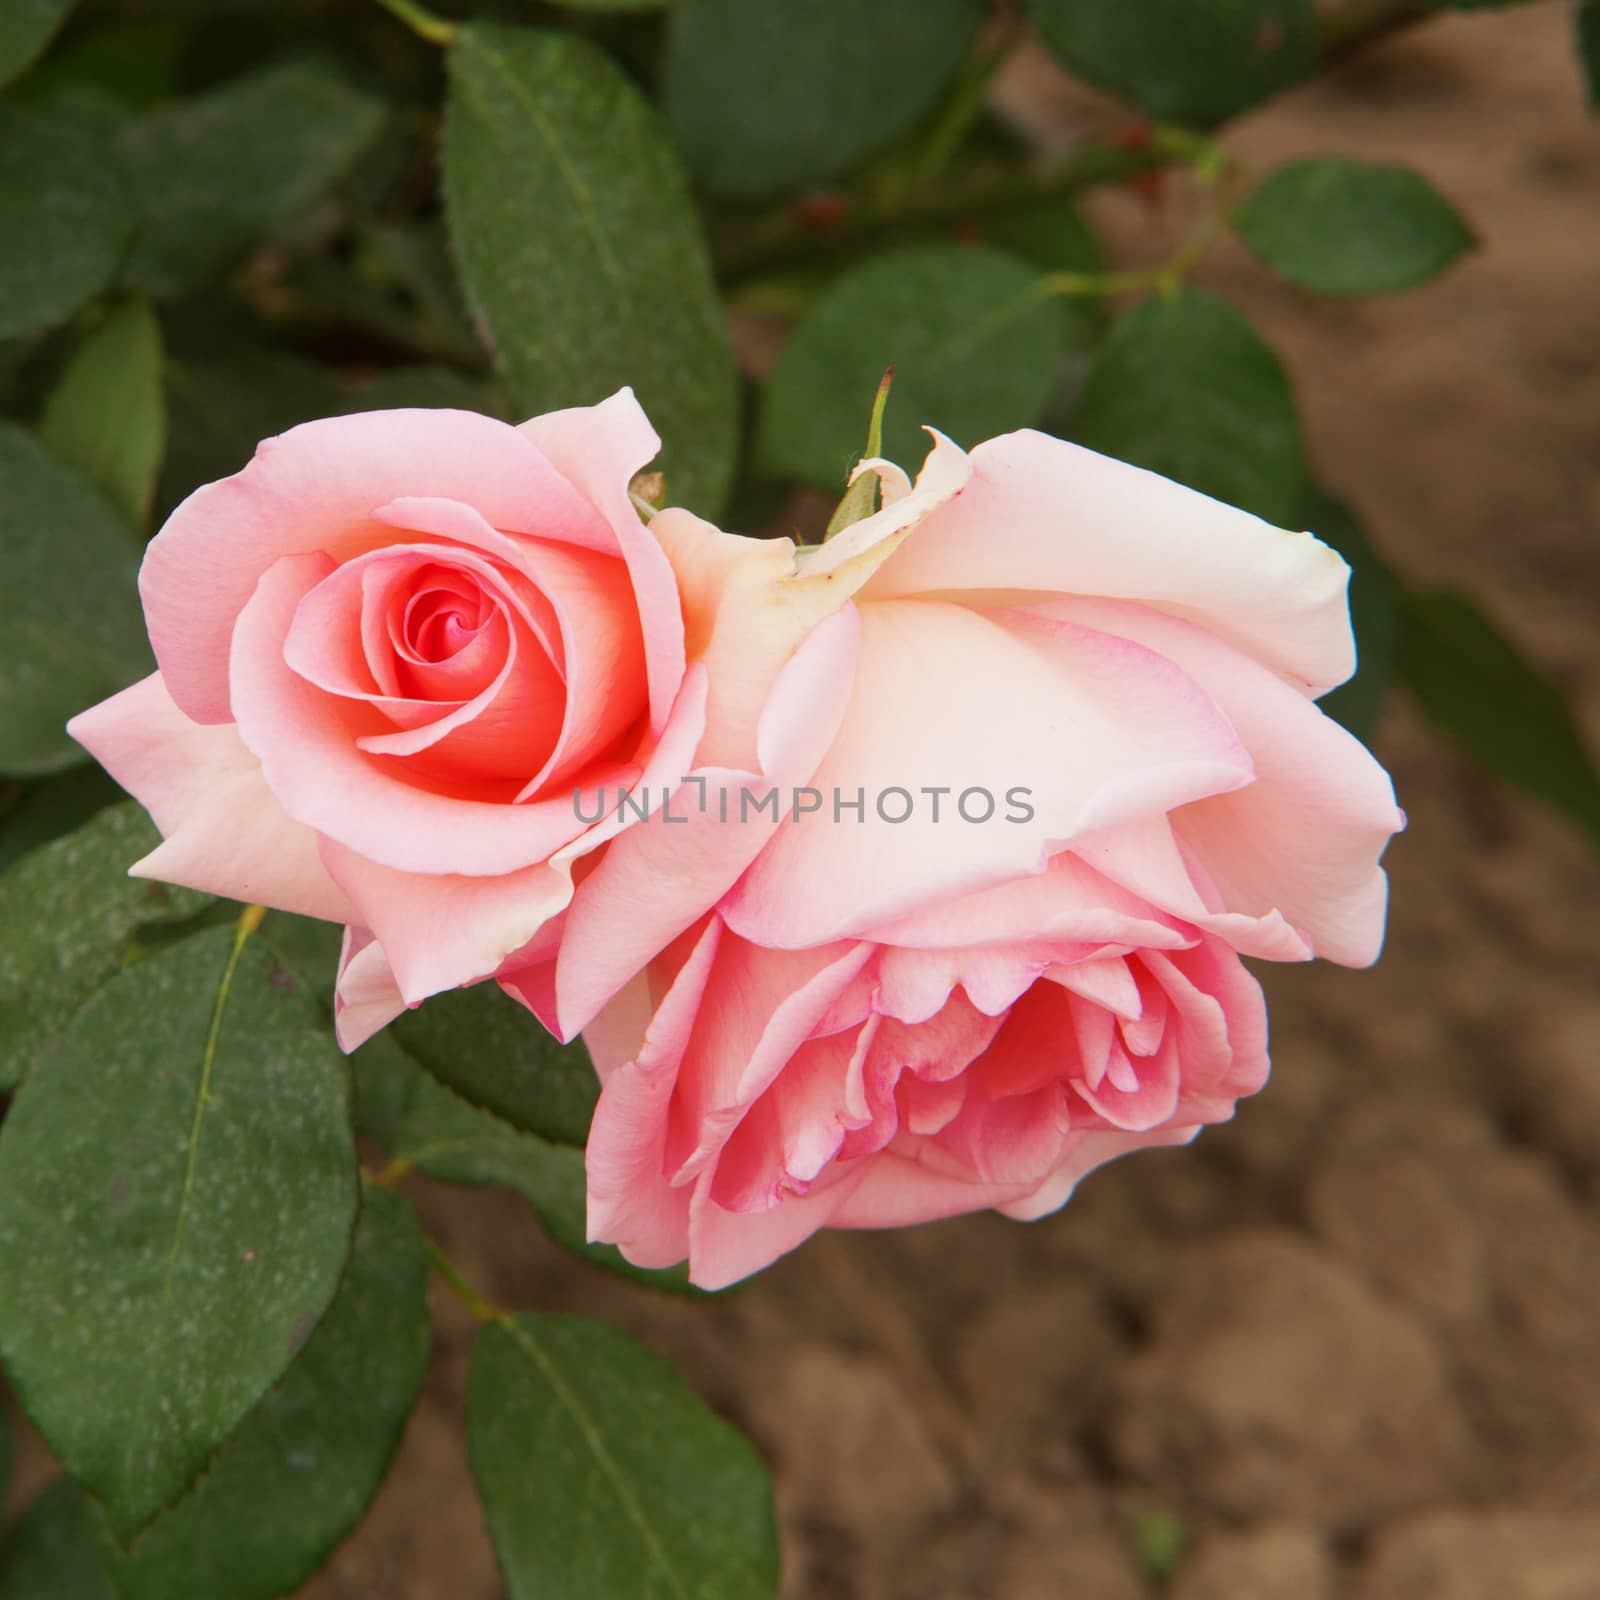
[531,429,1404,1289]
[69,391,702,1028]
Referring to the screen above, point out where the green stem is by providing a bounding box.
[423,1234,503,1324]
[712,141,1164,284]
[372,0,457,47]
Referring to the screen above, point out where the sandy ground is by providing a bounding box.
[11,5,1600,1596]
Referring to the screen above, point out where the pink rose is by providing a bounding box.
[69,391,699,1033]
[558,428,1404,1288]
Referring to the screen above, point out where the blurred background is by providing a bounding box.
[3,1,1599,1596]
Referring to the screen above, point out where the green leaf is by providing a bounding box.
[1233,158,1474,296]
[0,95,134,341]
[342,364,506,418]
[0,424,150,778]
[1580,0,1600,106]
[470,1314,779,1599]
[0,764,123,876]
[1399,588,1600,847]
[0,922,358,1541]
[89,1189,430,1600]
[1025,0,1316,125]
[662,0,983,198]
[444,23,738,515]
[1302,489,1400,741]
[972,198,1103,346]
[39,299,166,527]
[760,245,1067,490]
[118,61,385,299]
[392,1070,689,1290]
[158,350,345,517]
[0,1482,114,1600]
[0,0,76,87]
[1070,288,1306,528]
[391,982,598,1148]
[0,802,212,1092]
[252,911,431,1150]
[22,18,183,111]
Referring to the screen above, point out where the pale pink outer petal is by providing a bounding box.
[66,673,357,922]
[551,604,861,1040]
[334,927,409,1052]
[864,429,1357,694]
[1037,596,1404,966]
[1068,814,1313,963]
[650,430,969,775]
[862,849,1194,952]
[319,840,573,1007]
[143,408,611,724]
[723,600,1255,948]
[517,388,685,737]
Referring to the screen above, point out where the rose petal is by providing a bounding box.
[866,428,1357,693]
[585,917,724,1270]
[724,600,1255,948]
[66,673,357,922]
[231,552,606,876]
[144,408,610,724]
[518,388,685,738]
[551,604,861,1039]
[334,927,408,1052]
[1036,596,1404,966]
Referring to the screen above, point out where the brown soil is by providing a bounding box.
[12,6,1600,1596]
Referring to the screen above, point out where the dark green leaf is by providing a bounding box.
[470,1314,779,1599]
[0,802,211,1092]
[1233,158,1474,295]
[0,923,358,1540]
[1579,0,1600,106]
[391,982,598,1148]
[1070,288,1306,528]
[444,23,737,514]
[0,764,124,876]
[89,1189,430,1600]
[343,364,505,418]
[663,0,983,197]
[0,0,76,87]
[0,95,133,340]
[760,244,1067,490]
[119,61,385,299]
[0,1396,10,1505]
[973,199,1103,345]
[23,19,183,111]
[0,1482,113,1600]
[0,425,150,777]
[393,1071,689,1290]
[1399,588,1600,847]
[252,911,429,1149]
[1025,0,1316,125]
[1303,489,1400,740]
[39,299,166,527]
[158,351,345,517]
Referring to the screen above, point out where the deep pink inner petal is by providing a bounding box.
[283,542,570,784]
